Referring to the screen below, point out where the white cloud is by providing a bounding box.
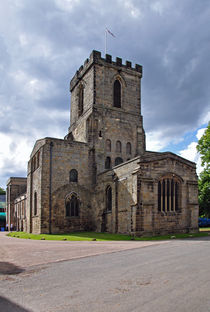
[122,0,142,18]
[0,132,32,174]
[196,127,206,140]
[179,127,207,175]
[146,131,170,151]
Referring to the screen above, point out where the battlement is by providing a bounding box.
[70,50,143,91]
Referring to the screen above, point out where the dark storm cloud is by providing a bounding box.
[0,0,209,187]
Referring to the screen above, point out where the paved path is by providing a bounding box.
[0,236,210,312]
[0,232,168,270]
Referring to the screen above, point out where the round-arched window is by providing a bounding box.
[115,157,123,166]
[69,169,78,183]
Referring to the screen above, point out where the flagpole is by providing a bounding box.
[105,29,107,55]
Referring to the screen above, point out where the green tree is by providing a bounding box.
[197,123,210,217]
[0,187,6,195]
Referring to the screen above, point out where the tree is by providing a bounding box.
[0,187,6,195]
[197,123,210,217]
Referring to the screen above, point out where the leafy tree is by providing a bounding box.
[197,123,210,217]
[0,187,6,195]
[198,169,210,217]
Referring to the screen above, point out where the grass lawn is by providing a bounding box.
[7,231,210,241]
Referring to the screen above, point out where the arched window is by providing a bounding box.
[116,140,121,153]
[106,139,111,152]
[78,85,84,117]
[66,194,79,217]
[115,157,123,166]
[113,80,121,108]
[105,156,111,169]
[34,192,37,216]
[70,169,78,183]
[126,142,131,155]
[106,186,112,212]
[158,177,180,212]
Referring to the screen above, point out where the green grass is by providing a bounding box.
[7,231,210,241]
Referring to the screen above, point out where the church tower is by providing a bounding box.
[66,50,145,178]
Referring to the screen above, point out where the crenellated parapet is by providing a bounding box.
[70,50,143,91]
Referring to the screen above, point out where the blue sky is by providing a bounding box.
[0,0,209,188]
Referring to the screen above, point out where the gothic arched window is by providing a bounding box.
[116,140,122,153]
[106,185,112,212]
[158,177,180,212]
[70,169,78,183]
[34,192,37,216]
[106,139,111,152]
[115,157,123,166]
[105,156,111,169]
[66,194,79,217]
[78,85,84,117]
[113,80,121,108]
[126,142,131,155]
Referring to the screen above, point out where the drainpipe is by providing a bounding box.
[114,176,118,233]
[49,141,53,234]
[30,163,33,233]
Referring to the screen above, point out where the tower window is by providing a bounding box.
[113,80,121,108]
[66,194,79,217]
[106,139,111,152]
[70,169,78,183]
[115,157,123,166]
[126,142,131,155]
[116,140,122,153]
[105,156,111,169]
[78,85,84,117]
[106,185,112,212]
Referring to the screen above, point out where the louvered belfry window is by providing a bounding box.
[113,80,121,108]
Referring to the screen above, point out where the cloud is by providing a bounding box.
[179,127,207,174]
[0,0,210,187]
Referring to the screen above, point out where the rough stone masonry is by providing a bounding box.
[6,50,199,235]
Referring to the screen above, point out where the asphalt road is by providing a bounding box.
[0,237,210,312]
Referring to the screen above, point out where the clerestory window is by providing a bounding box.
[115,157,123,166]
[116,140,122,153]
[126,142,131,155]
[105,156,111,169]
[106,139,111,152]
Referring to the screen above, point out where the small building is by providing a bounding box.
[6,51,199,235]
[6,178,27,231]
[0,194,6,230]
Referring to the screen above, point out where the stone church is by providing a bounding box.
[6,50,199,235]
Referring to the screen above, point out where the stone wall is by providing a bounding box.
[26,137,91,234]
[14,193,27,232]
[6,177,27,231]
[93,157,140,234]
[136,152,199,235]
